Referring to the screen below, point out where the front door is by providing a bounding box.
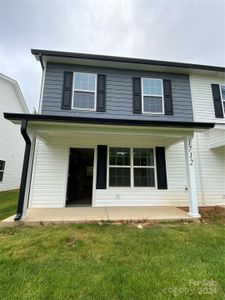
[66,148,94,206]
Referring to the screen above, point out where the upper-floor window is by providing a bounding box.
[220,85,225,115]
[0,160,5,182]
[142,78,164,114]
[72,72,97,111]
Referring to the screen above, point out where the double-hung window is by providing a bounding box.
[142,78,164,114]
[220,85,225,115]
[0,160,5,182]
[133,148,155,187]
[72,72,97,110]
[109,148,131,187]
[108,147,156,188]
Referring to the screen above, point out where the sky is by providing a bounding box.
[0,0,225,111]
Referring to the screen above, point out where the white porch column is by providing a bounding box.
[184,137,201,218]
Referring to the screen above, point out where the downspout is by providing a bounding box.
[14,120,31,221]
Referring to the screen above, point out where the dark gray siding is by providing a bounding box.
[41,63,193,121]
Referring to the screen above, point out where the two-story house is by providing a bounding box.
[4,49,225,221]
[0,73,29,191]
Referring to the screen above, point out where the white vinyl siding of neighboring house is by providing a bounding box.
[0,75,28,191]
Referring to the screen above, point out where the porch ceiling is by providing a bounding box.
[27,122,197,146]
[4,113,214,146]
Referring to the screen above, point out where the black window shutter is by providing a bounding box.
[133,77,142,114]
[163,79,173,115]
[96,145,107,189]
[62,72,73,109]
[211,84,223,118]
[156,147,168,189]
[97,74,106,112]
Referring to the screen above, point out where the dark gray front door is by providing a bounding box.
[66,148,94,206]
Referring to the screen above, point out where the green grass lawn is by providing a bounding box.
[0,191,225,299]
[0,190,18,220]
[0,223,225,299]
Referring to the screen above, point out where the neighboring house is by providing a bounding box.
[4,49,225,221]
[0,73,29,191]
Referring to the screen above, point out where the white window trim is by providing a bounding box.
[141,78,164,115]
[220,84,225,117]
[107,147,157,189]
[71,72,97,111]
[107,147,131,188]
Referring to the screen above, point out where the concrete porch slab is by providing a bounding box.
[106,206,190,221]
[1,206,192,226]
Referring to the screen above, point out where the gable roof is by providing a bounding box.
[31,49,225,76]
[0,73,29,113]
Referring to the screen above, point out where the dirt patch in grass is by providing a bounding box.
[180,206,225,224]
[200,206,225,223]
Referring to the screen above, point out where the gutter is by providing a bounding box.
[4,113,215,130]
[31,49,225,73]
[14,120,31,221]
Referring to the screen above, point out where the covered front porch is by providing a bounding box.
[4,113,215,222]
[2,206,191,225]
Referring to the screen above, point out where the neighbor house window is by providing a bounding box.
[133,148,155,187]
[220,85,225,114]
[142,78,164,113]
[72,72,97,110]
[109,148,131,187]
[108,147,156,188]
[0,160,5,182]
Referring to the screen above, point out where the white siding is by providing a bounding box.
[30,131,225,208]
[208,128,225,149]
[189,73,225,204]
[194,132,225,205]
[190,74,225,123]
[29,140,69,208]
[30,137,189,207]
[0,77,26,191]
[94,142,189,206]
